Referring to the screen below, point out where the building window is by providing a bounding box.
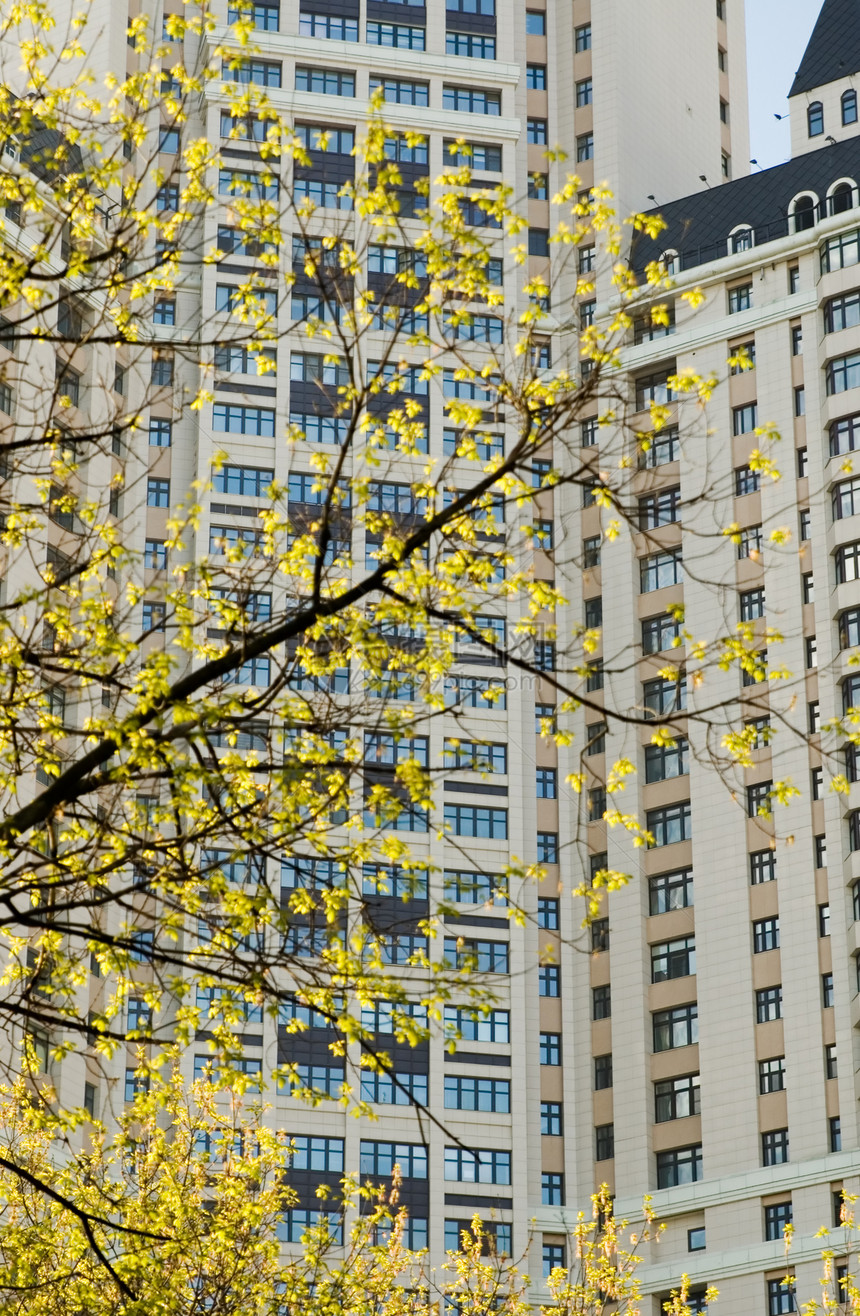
[649,868,693,914]
[740,588,765,621]
[594,1054,613,1090]
[595,1124,615,1160]
[759,1057,785,1094]
[213,404,276,437]
[753,917,779,953]
[576,133,594,162]
[728,283,752,314]
[228,1,280,29]
[592,985,611,1020]
[762,1129,789,1166]
[826,351,860,396]
[750,849,777,884]
[155,182,180,211]
[542,1172,564,1205]
[655,1073,700,1122]
[541,1101,563,1136]
[153,297,175,325]
[636,368,675,409]
[539,1032,561,1065]
[146,478,170,508]
[830,414,860,458]
[639,488,681,527]
[645,738,689,783]
[647,802,692,847]
[735,464,760,495]
[651,936,695,982]
[733,402,758,435]
[373,22,426,49]
[843,89,858,125]
[639,428,680,467]
[591,918,609,951]
[574,23,591,51]
[808,101,824,136]
[360,1140,427,1180]
[688,1227,706,1252]
[768,1278,796,1316]
[537,831,558,863]
[585,722,606,755]
[442,86,501,115]
[825,289,860,333]
[830,1116,842,1152]
[526,63,547,89]
[442,1147,510,1189]
[527,118,547,144]
[747,780,772,818]
[640,549,683,592]
[765,1202,792,1242]
[525,10,546,34]
[653,1004,698,1051]
[144,540,167,569]
[643,675,687,717]
[737,525,763,559]
[583,535,601,566]
[756,986,782,1022]
[792,324,803,355]
[576,78,593,107]
[151,351,174,386]
[825,1043,838,1079]
[819,903,831,936]
[823,972,834,1008]
[543,1244,566,1278]
[142,602,166,632]
[539,965,560,997]
[297,66,355,96]
[656,1145,703,1188]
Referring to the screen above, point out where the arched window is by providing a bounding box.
[731,226,753,254]
[843,89,858,126]
[660,249,679,276]
[808,101,824,136]
[831,182,855,214]
[793,194,817,232]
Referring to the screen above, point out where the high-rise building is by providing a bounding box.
[138,0,748,1294]
[16,0,860,1311]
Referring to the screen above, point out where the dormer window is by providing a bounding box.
[792,194,817,232]
[731,227,753,254]
[829,181,856,215]
[808,101,824,137]
[843,90,858,127]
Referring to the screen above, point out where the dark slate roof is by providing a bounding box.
[789,0,860,97]
[19,125,83,183]
[631,135,860,274]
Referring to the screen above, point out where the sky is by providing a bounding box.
[746,0,821,168]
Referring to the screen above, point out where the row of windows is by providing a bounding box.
[593,975,837,1026]
[227,59,511,114]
